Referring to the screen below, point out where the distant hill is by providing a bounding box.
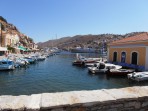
[37,32,146,50]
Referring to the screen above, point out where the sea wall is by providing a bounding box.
[0,86,148,111]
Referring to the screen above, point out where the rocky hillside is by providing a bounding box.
[0,16,35,47]
[37,32,145,50]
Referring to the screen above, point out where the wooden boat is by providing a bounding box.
[106,69,135,76]
[127,72,148,82]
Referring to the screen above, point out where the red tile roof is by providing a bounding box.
[109,32,148,45]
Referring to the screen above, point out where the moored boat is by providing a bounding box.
[36,55,46,61]
[88,62,122,74]
[0,59,15,70]
[72,54,102,66]
[84,58,107,67]
[127,72,148,82]
[106,69,135,76]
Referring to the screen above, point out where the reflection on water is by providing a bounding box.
[0,53,147,95]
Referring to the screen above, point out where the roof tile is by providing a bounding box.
[110,32,148,45]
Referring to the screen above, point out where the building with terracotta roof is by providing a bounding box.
[108,32,148,71]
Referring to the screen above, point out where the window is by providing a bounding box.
[121,52,126,63]
[113,52,117,62]
[131,52,138,65]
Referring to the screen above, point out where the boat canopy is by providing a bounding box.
[18,46,27,51]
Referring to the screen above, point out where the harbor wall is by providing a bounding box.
[0,86,148,111]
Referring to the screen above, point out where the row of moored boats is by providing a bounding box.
[0,53,53,71]
[72,54,148,82]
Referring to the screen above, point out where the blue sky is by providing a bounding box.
[0,0,148,43]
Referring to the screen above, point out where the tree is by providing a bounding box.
[7,45,15,53]
[29,37,34,43]
[0,16,7,23]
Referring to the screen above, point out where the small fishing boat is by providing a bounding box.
[23,57,36,64]
[0,59,15,70]
[72,54,101,66]
[36,55,46,61]
[127,72,148,82]
[88,62,122,74]
[106,69,135,76]
[84,58,107,67]
[15,58,28,67]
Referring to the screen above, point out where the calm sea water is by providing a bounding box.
[0,53,147,95]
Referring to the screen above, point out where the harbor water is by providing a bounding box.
[0,53,147,95]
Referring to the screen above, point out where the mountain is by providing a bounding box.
[37,32,145,50]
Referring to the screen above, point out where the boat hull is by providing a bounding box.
[106,69,135,76]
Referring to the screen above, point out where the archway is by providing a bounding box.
[113,52,117,62]
[131,52,138,65]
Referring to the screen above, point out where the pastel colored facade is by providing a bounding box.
[0,20,37,55]
[108,32,148,71]
[4,33,20,47]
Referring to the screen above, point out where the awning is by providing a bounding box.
[18,46,26,51]
[0,47,8,51]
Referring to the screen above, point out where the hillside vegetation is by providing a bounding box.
[37,32,145,50]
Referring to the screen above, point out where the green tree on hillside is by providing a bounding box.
[0,16,7,23]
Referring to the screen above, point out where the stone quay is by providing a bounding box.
[0,86,148,111]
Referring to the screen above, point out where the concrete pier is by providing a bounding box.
[0,86,148,111]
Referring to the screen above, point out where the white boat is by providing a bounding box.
[72,54,101,65]
[84,58,107,67]
[0,59,15,70]
[37,55,46,61]
[15,58,28,67]
[23,57,36,64]
[88,62,122,74]
[127,72,148,82]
